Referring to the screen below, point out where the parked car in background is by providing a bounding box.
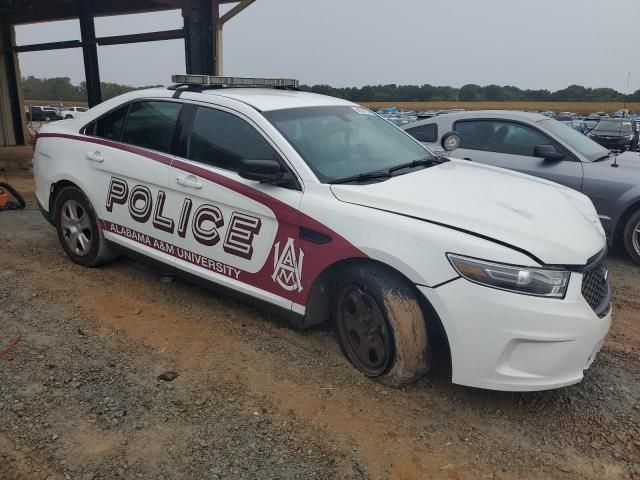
[26,106,62,122]
[61,106,89,119]
[403,110,640,264]
[612,109,630,119]
[589,112,609,119]
[588,119,639,151]
[556,112,575,121]
[582,119,600,134]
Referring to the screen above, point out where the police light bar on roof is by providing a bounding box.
[171,75,299,88]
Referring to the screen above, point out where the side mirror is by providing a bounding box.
[533,144,565,161]
[238,159,285,183]
[441,131,462,151]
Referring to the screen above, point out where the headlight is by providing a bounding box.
[447,254,570,298]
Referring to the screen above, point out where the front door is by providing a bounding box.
[164,104,303,312]
[453,119,584,191]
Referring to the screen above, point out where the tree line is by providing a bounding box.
[302,83,640,103]
[21,75,640,103]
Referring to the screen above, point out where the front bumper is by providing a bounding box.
[419,272,611,391]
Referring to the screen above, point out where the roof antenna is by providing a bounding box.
[612,72,631,169]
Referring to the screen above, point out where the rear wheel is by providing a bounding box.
[623,209,640,265]
[53,186,116,267]
[334,264,430,387]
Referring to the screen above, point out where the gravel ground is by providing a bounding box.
[1,174,639,480]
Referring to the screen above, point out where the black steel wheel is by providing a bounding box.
[336,285,393,376]
[333,263,430,387]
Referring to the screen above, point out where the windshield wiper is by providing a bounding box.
[593,151,613,162]
[387,156,448,174]
[330,156,448,184]
[330,171,392,184]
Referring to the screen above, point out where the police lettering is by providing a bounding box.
[105,177,261,259]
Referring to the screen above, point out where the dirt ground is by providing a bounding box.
[1,174,639,480]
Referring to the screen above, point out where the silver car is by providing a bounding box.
[403,110,640,264]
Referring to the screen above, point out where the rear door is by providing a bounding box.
[164,103,303,311]
[453,119,584,191]
[82,100,182,264]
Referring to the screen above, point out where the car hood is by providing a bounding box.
[330,160,605,266]
[591,130,631,137]
[593,151,640,171]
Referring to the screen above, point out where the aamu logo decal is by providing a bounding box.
[272,238,304,292]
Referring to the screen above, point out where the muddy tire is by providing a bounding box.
[333,263,430,387]
[622,209,640,265]
[53,186,116,267]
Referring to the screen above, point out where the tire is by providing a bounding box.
[65,114,72,119]
[53,186,116,267]
[333,263,430,387]
[622,209,640,265]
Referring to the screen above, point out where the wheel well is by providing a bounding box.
[49,180,81,222]
[301,257,452,357]
[614,200,640,246]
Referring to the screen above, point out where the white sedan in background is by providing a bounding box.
[61,106,89,119]
[33,76,611,391]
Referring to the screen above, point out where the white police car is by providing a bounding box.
[33,76,611,391]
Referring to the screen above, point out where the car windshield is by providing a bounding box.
[593,120,633,134]
[539,119,608,161]
[264,106,433,183]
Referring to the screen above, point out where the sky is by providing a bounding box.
[14,0,640,92]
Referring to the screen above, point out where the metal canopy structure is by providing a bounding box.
[0,0,255,150]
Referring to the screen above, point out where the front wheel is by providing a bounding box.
[53,186,116,267]
[623,209,640,265]
[334,264,430,387]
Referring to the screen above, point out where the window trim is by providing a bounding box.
[178,102,302,191]
[452,118,578,162]
[80,98,185,156]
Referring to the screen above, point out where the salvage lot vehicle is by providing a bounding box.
[588,118,639,151]
[26,105,62,122]
[404,110,640,264]
[34,76,611,391]
[61,106,89,119]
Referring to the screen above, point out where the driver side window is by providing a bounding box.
[455,120,551,157]
[188,107,275,172]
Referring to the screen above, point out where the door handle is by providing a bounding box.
[176,175,203,189]
[463,157,473,161]
[86,151,104,163]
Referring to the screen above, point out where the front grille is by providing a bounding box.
[581,262,611,317]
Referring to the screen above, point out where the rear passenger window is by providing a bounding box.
[405,123,438,143]
[121,101,182,153]
[87,105,129,141]
[188,107,275,171]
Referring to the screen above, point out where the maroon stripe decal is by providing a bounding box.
[38,133,172,165]
[43,132,366,305]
